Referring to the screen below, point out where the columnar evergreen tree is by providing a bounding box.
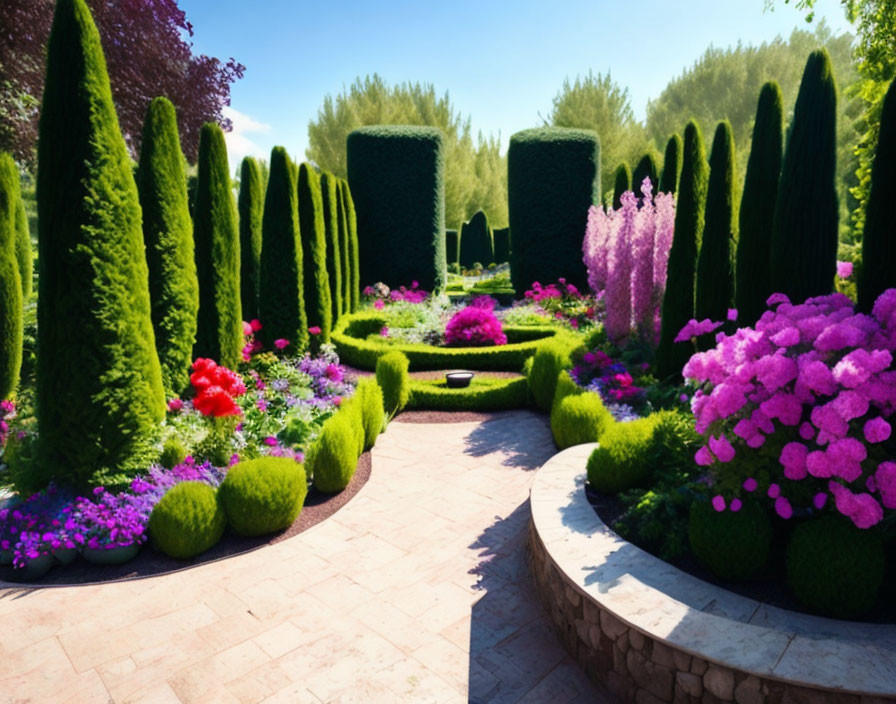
[336,180,352,315]
[696,121,737,350]
[769,49,839,304]
[11,172,31,299]
[36,0,164,487]
[298,163,332,344]
[632,153,659,193]
[659,133,682,194]
[193,122,242,368]
[340,178,360,311]
[736,82,784,325]
[459,210,494,267]
[656,121,708,380]
[238,157,264,322]
[258,147,306,352]
[612,162,631,209]
[857,78,896,313]
[320,172,343,322]
[0,154,23,400]
[136,96,198,396]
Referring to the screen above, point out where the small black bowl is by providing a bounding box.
[445,371,474,388]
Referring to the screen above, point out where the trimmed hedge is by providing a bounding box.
[527,337,577,411]
[355,377,384,449]
[612,162,631,210]
[659,133,682,195]
[632,153,659,194]
[220,457,307,536]
[11,164,31,300]
[340,178,360,312]
[445,229,459,266]
[136,97,199,396]
[309,412,359,493]
[550,376,614,450]
[298,163,332,343]
[320,172,343,322]
[0,154,23,401]
[688,499,771,580]
[586,416,658,493]
[149,481,225,559]
[376,350,410,416]
[36,0,165,488]
[333,311,560,371]
[347,126,446,291]
[460,210,493,267]
[508,127,599,292]
[492,227,511,264]
[409,376,528,411]
[238,157,264,322]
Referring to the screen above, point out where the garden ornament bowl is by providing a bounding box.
[446,371,474,388]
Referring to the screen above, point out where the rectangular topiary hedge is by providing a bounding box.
[408,376,529,411]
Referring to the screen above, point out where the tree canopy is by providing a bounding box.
[0,0,244,166]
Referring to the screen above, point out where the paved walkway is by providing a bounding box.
[0,411,610,703]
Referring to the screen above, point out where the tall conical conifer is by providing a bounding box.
[736,82,783,325]
[612,163,631,209]
[259,147,306,352]
[857,78,896,312]
[696,121,738,349]
[11,175,31,300]
[659,134,683,194]
[320,172,343,322]
[238,157,264,322]
[770,49,839,303]
[632,153,659,194]
[298,163,332,344]
[0,155,23,401]
[341,179,360,311]
[656,121,708,380]
[136,97,198,396]
[193,122,242,368]
[36,0,164,487]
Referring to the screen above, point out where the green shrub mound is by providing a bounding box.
[346,126,446,291]
[320,172,343,322]
[339,393,366,457]
[786,515,885,618]
[220,457,307,537]
[551,382,614,450]
[492,227,511,264]
[35,0,165,488]
[612,162,631,210]
[586,417,658,494]
[527,338,576,412]
[149,481,226,560]
[376,350,410,416]
[238,157,264,322]
[159,436,187,470]
[508,127,600,292]
[659,133,682,195]
[409,376,528,411]
[136,97,199,396]
[309,412,359,493]
[355,377,385,450]
[688,499,772,581]
[445,229,460,267]
[0,154,24,401]
[298,163,332,343]
[333,311,558,371]
[193,122,242,368]
[460,210,493,267]
[13,178,31,301]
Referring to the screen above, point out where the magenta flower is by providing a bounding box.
[274,338,290,350]
[167,398,184,412]
[674,318,723,343]
[836,261,854,278]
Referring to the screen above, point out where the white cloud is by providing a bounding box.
[222,105,272,168]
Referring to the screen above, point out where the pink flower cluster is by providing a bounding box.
[583,178,675,345]
[444,306,507,347]
[683,289,896,529]
[362,281,429,306]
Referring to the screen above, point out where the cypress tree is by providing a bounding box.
[857,78,896,312]
[696,121,738,350]
[736,82,784,326]
[632,153,659,195]
[613,162,631,209]
[656,121,709,380]
[238,157,264,322]
[769,49,839,304]
[320,172,343,322]
[336,180,351,314]
[12,174,31,300]
[0,154,23,400]
[259,147,307,352]
[341,178,360,311]
[298,163,332,344]
[193,122,242,368]
[136,97,198,396]
[659,133,683,194]
[460,210,494,267]
[36,0,164,487]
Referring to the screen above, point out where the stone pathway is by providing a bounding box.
[0,411,611,703]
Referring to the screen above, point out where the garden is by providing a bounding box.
[1,0,896,701]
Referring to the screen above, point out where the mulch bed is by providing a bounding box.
[0,453,371,588]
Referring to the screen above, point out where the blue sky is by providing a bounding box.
[176,0,854,169]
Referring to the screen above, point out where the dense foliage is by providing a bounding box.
[238,157,264,322]
[298,163,332,344]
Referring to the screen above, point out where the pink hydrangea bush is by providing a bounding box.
[683,290,896,529]
[444,299,507,347]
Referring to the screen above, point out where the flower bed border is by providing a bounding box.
[528,443,896,703]
[331,311,559,371]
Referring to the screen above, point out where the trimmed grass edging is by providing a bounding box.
[528,443,896,703]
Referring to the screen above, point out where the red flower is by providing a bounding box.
[194,386,241,417]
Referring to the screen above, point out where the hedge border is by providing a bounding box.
[332,311,561,371]
[408,376,529,411]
